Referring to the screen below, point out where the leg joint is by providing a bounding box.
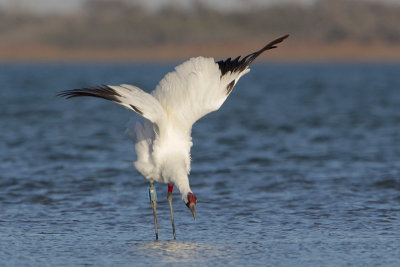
[148,186,157,201]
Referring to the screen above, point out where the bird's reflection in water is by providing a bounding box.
[133,241,233,263]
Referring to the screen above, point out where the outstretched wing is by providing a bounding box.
[217,34,289,77]
[151,35,289,129]
[58,84,167,130]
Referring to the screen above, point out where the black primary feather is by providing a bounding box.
[129,104,143,115]
[57,85,122,103]
[57,85,146,115]
[217,34,289,77]
[226,80,235,96]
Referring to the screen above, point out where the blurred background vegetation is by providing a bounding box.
[1,0,400,61]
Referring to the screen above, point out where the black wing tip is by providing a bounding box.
[249,34,290,59]
[277,34,290,42]
[263,34,289,50]
[217,34,289,76]
[56,85,122,102]
[56,90,80,99]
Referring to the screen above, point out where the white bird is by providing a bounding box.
[58,35,289,240]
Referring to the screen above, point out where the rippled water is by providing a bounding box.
[1,62,399,266]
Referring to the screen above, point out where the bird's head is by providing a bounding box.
[185,192,197,220]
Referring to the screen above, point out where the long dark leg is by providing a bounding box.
[148,182,158,240]
[167,184,176,240]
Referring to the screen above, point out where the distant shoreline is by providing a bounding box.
[1,41,400,62]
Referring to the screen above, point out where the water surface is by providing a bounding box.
[1,62,399,266]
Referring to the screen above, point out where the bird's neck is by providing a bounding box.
[174,174,192,201]
[160,156,192,201]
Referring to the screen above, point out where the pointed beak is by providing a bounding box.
[188,202,196,220]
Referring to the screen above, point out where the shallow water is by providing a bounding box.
[1,62,399,266]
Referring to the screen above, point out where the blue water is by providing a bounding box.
[1,62,399,266]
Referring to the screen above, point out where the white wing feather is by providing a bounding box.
[108,84,167,130]
[151,57,248,129]
[58,84,167,131]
